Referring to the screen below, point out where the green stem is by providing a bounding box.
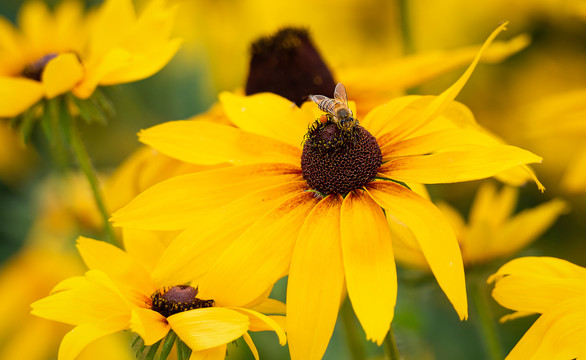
[67,115,116,244]
[340,299,367,360]
[470,279,503,360]
[383,325,401,360]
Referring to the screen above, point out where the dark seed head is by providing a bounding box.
[245,27,336,106]
[21,53,59,81]
[150,285,214,318]
[301,120,382,196]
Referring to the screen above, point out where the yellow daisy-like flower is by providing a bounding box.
[393,181,568,269]
[31,233,286,360]
[0,0,181,118]
[112,23,542,359]
[489,256,586,360]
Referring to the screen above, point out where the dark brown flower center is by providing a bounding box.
[245,27,336,106]
[150,285,214,318]
[301,119,382,196]
[21,53,59,81]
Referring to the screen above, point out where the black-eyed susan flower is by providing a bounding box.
[112,23,542,359]
[489,256,586,360]
[31,233,286,360]
[393,181,568,269]
[0,0,180,119]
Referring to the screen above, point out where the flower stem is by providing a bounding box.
[67,115,116,244]
[341,299,367,360]
[384,325,401,360]
[470,278,503,360]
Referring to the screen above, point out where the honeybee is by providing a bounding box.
[310,82,358,130]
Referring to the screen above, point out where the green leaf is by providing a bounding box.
[93,88,116,119]
[159,330,177,360]
[70,94,107,125]
[143,339,162,360]
[176,339,192,360]
[18,107,38,144]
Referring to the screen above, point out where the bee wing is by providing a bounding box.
[333,82,348,106]
[309,94,328,105]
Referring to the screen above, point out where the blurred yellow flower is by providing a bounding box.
[519,89,586,194]
[31,233,286,360]
[0,0,180,118]
[0,172,132,360]
[393,181,568,269]
[489,256,586,360]
[112,23,542,360]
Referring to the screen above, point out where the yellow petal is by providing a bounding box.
[76,237,153,304]
[139,120,301,165]
[379,145,542,185]
[189,345,226,360]
[340,33,530,115]
[18,1,52,49]
[490,257,586,314]
[42,53,84,99]
[340,190,396,344]
[130,308,169,345]
[89,0,135,55]
[122,228,167,274]
[228,307,286,346]
[58,315,129,360]
[360,95,429,139]
[104,146,214,213]
[397,22,510,140]
[505,297,586,360]
[168,307,249,351]
[242,332,259,360]
[0,76,44,117]
[469,182,516,228]
[31,270,129,326]
[366,181,467,320]
[74,48,131,99]
[152,181,308,286]
[249,298,286,315]
[482,199,568,261]
[197,191,319,307]
[380,128,501,159]
[287,195,345,360]
[220,92,311,147]
[111,163,302,230]
[100,39,182,85]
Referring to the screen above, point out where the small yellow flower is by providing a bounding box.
[112,23,542,359]
[489,256,586,360]
[31,232,286,360]
[393,181,568,269]
[0,0,181,118]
